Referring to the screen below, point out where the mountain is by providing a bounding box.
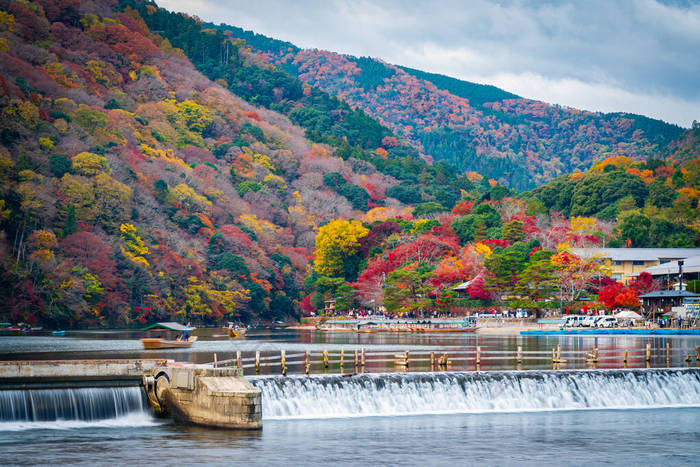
[215,24,684,190]
[0,0,695,327]
[0,0,493,327]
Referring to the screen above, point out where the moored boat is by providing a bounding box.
[141,336,197,349]
[227,322,247,338]
[316,324,354,332]
[140,322,197,349]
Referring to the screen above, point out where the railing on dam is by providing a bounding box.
[210,343,700,376]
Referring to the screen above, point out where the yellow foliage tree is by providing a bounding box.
[140,144,190,172]
[71,152,110,176]
[2,99,39,129]
[120,223,150,268]
[175,100,212,133]
[61,173,131,229]
[551,242,609,301]
[314,219,369,277]
[0,11,15,32]
[85,60,122,87]
[28,229,58,267]
[170,183,212,213]
[472,242,492,259]
[252,153,275,172]
[569,216,597,237]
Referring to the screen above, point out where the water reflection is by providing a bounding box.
[1,329,698,373]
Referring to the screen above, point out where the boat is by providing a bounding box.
[227,322,247,338]
[141,336,197,349]
[140,322,197,349]
[51,330,65,336]
[355,321,383,333]
[315,324,354,332]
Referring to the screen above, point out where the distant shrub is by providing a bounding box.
[49,154,71,177]
[237,180,263,197]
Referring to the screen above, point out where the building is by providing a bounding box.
[628,255,700,287]
[638,290,700,318]
[453,276,479,298]
[572,248,700,284]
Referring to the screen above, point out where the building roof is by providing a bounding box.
[572,248,700,262]
[142,322,195,332]
[453,275,481,291]
[638,290,700,299]
[629,255,700,277]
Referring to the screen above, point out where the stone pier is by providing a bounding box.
[145,365,262,430]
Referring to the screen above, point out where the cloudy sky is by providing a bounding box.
[158,0,699,127]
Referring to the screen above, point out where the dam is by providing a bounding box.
[1,362,700,465]
[0,359,261,429]
[1,360,699,426]
[1,332,699,465]
[252,368,700,419]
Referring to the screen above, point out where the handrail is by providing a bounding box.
[205,344,700,375]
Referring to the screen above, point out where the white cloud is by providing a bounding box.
[482,73,698,126]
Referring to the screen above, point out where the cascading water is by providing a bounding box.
[252,368,700,420]
[0,386,157,431]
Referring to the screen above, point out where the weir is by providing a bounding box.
[0,359,262,430]
[251,368,700,419]
[2,361,699,429]
[0,386,149,423]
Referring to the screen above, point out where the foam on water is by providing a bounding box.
[252,368,700,420]
[0,412,161,431]
[0,386,156,431]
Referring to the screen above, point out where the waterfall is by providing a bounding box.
[0,386,157,431]
[252,369,700,420]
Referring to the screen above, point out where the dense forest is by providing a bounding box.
[0,0,504,328]
[0,0,696,328]
[303,150,699,317]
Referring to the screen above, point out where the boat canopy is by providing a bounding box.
[142,322,195,332]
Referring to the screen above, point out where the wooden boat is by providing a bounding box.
[141,336,197,349]
[315,325,354,332]
[228,324,247,338]
[140,322,197,349]
[355,321,381,333]
[418,326,480,333]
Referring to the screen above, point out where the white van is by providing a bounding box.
[560,315,586,328]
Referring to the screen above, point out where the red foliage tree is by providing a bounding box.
[629,272,658,295]
[452,201,474,216]
[61,232,121,291]
[598,282,625,310]
[359,221,401,256]
[466,275,490,300]
[615,288,640,309]
[300,293,316,315]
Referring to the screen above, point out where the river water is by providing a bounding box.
[1,330,699,465]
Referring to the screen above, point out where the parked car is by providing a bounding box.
[560,315,586,328]
[597,316,618,328]
[581,315,600,327]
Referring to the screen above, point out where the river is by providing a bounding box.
[1,330,699,465]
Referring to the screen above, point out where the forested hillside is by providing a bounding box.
[0,0,504,328]
[302,151,699,317]
[0,0,696,327]
[218,25,684,190]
